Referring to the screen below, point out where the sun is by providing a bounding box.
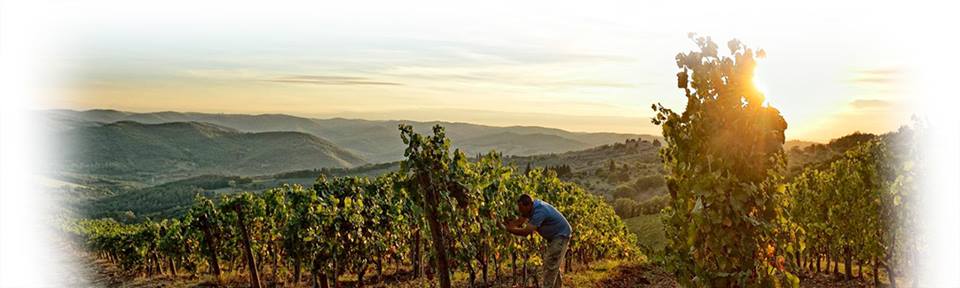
[752,62,770,106]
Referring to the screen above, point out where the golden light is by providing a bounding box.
[752,62,770,106]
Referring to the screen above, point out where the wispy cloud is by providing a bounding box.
[183,69,264,79]
[396,40,636,66]
[266,75,403,86]
[849,68,901,85]
[183,70,404,86]
[850,99,892,109]
[380,65,642,89]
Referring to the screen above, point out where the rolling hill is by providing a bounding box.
[60,121,366,180]
[46,109,654,163]
[81,175,251,220]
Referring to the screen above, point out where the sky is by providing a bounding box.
[45,0,915,142]
[6,3,959,285]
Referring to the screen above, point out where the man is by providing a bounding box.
[502,194,572,288]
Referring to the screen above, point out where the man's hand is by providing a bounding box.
[501,217,525,229]
[500,218,515,229]
[503,217,535,237]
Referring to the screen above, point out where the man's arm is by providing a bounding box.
[503,217,536,237]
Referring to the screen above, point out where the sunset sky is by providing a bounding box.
[48,1,914,142]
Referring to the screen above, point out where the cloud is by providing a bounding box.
[183,70,403,86]
[266,75,403,86]
[554,80,646,88]
[183,69,264,79]
[402,40,636,66]
[380,65,642,89]
[849,68,901,85]
[849,99,892,109]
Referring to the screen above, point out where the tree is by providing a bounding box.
[652,34,795,287]
[398,124,469,288]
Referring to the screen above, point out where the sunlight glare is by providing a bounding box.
[753,62,770,106]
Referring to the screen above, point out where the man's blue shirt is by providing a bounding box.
[528,200,572,240]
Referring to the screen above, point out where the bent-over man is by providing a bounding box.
[502,194,572,288]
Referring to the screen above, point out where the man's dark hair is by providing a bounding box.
[517,194,533,206]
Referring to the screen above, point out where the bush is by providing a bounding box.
[613,185,636,199]
[632,175,666,192]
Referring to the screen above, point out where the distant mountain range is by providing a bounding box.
[48,109,657,179]
[61,120,366,178]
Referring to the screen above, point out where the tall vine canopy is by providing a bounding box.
[653,34,793,287]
